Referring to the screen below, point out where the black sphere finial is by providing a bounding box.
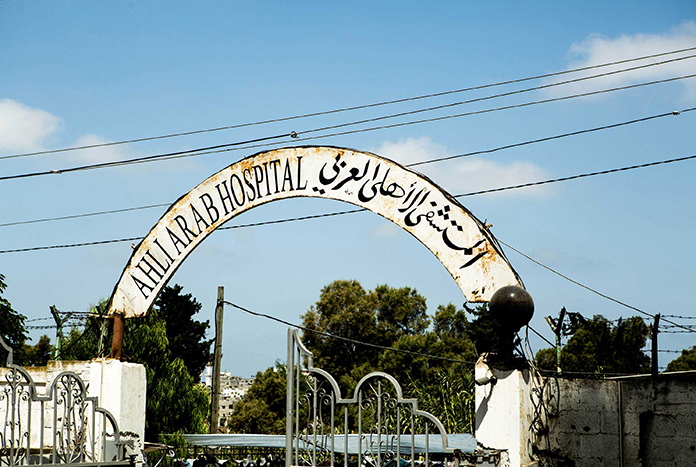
[489,285,535,333]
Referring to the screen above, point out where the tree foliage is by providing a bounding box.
[666,346,696,372]
[124,306,210,440]
[0,274,29,365]
[154,284,212,383]
[535,315,651,375]
[227,363,287,434]
[60,284,211,441]
[1,274,52,367]
[235,280,479,434]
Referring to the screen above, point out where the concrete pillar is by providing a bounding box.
[89,359,147,442]
[475,357,535,467]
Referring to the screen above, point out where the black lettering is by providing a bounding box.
[174,215,198,242]
[215,181,234,216]
[153,238,175,264]
[230,174,246,206]
[270,159,282,193]
[263,162,271,196]
[200,193,221,224]
[190,204,210,234]
[136,254,164,285]
[296,156,308,190]
[144,248,170,275]
[253,165,265,198]
[131,274,154,299]
[166,227,188,254]
[282,159,294,191]
[243,168,256,201]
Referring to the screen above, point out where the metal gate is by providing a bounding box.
[1,336,132,467]
[285,329,456,467]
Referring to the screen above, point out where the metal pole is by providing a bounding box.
[651,314,660,379]
[210,286,224,433]
[110,312,125,360]
[286,329,295,467]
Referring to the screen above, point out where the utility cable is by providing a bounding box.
[0,132,298,182]
[293,54,696,137]
[4,45,695,161]
[2,150,696,253]
[2,72,695,182]
[0,203,171,228]
[2,106,692,229]
[221,300,477,365]
[497,239,696,335]
[527,325,556,348]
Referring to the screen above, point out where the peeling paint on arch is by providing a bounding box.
[107,146,523,317]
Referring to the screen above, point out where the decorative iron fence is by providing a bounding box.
[285,330,455,467]
[0,335,131,467]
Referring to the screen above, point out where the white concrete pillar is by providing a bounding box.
[475,357,535,467]
[89,359,147,442]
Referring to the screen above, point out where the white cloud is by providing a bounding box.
[0,99,61,153]
[544,21,696,101]
[375,136,552,198]
[369,222,401,238]
[67,133,133,163]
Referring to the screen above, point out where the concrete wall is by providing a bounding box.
[540,375,696,467]
[475,361,696,467]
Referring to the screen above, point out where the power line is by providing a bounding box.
[497,239,696,335]
[293,54,696,138]
[3,72,696,182]
[0,203,171,228]
[0,132,297,182]
[221,300,477,365]
[457,153,696,197]
[4,107,692,229]
[4,46,695,162]
[2,150,696,254]
[527,325,556,348]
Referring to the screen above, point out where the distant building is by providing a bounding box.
[202,365,255,430]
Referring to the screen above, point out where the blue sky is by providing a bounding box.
[1,1,695,377]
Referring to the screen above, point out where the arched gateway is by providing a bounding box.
[107,146,523,318]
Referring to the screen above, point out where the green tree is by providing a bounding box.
[535,315,651,375]
[300,280,476,432]
[154,285,212,382]
[20,335,53,366]
[0,274,29,365]
[301,280,433,392]
[60,285,211,441]
[666,346,696,371]
[227,363,287,434]
[124,307,209,440]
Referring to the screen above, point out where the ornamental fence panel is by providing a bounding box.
[284,329,456,467]
[0,336,131,467]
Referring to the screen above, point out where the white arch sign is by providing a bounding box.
[107,146,523,317]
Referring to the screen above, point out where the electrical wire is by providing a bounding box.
[4,106,692,229]
[527,325,556,348]
[222,300,477,365]
[3,72,696,182]
[0,132,298,182]
[4,45,695,162]
[2,150,696,254]
[0,203,171,228]
[293,54,696,137]
[497,239,696,335]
